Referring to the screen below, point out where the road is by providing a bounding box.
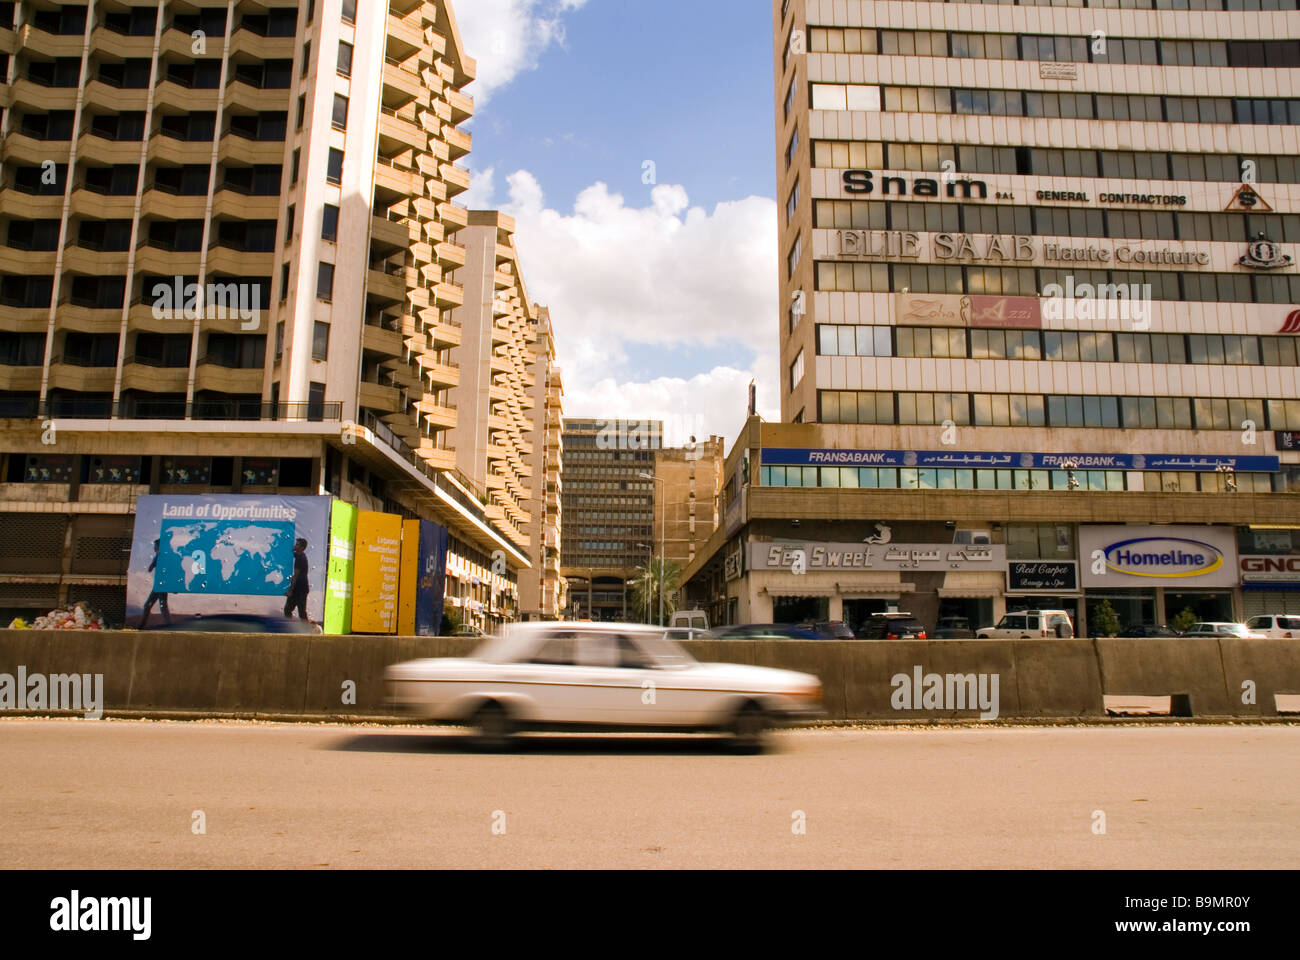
[2,718,1297,869]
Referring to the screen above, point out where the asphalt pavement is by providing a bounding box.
[2,718,1297,868]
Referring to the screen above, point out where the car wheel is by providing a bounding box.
[729,702,770,755]
[471,701,515,752]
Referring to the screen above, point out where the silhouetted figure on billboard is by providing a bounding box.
[138,538,175,629]
[284,538,311,621]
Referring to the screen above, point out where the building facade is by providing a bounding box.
[518,306,564,620]
[682,0,1300,635]
[652,435,724,575]
[0,0,532,629]
[560,418,660,621]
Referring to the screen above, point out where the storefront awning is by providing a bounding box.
[840,583,915,598]
[938,571,1006,599]
[758,586,838,598]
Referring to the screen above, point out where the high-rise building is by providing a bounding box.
[446,210,539,556]
[652,436,724,573]
[0,0,532,627]
[519,306,564,620]
[561,418,660,621]
[683,0,1300,635]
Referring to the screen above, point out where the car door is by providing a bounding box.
[518,631,593,724]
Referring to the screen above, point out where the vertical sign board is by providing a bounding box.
[323,500,357,635]
[398,518,420,636]
[351,511,404,634]
[416,521,450,636]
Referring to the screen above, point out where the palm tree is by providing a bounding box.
[630,558,682,625]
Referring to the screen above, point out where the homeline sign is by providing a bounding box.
[762,449,1281,473]
[1078,525,1239,588]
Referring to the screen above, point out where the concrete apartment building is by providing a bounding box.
[684,0,1300,636]
[0,0,532,628]
[653,436,724,574]
[518,305,564,620]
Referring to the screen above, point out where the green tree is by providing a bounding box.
[441,603,463,636]
[1170,607,1199,634]
[630,558,682,625]
[1091,599,1121,638]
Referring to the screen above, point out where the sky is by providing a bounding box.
[452,0,781,448]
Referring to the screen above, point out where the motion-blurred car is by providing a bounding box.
[450,626,488,639]
[1245,615,1300,639]
[1183,622,1267,639]
[712,623,822,641]
[663,626,714,642]
[386,622,823,752]
[933,616,976,639]
[1120,624,1183,638]
[859,613,928,640]
[803,620,856,639]
[140,614,322,634]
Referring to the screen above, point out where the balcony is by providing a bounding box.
[132,244,202,278]
[443,125,471,160]
[121,358,188,394]
[433,280,463,309]
[446,88,473,124]
[420,357,459,388]
[383,58,424,104]
[359,380,402,414]
[437,202,468,230]
[0,365,43,393]
[379,107,426,154]
[211,190,278,221]
[386,12,424,58]
[206,246,274,276]
[1,131,71,166]
[61,246,130,275]
[48,358,117,393]
[194,358,264,394]
[0,187,64,220]
[69,187,136,219]
[90,26,155,59]
[370,213,412,253]
[19,24,84,58]
[440,161,470,197]
[159,27,224,60]
[0,245,58,274]
[363,321,404,358]
[368,264,410,305]
[416,401,456,431]
[224,78,290,115]
[146,133,213,166]
[229,28,294,61]
[76,130,144,165]
[82,79,150,112]
[374,156,422,202]
[219,133,285,166]
[8,77,79,111]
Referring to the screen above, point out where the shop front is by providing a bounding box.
[1238,525,1300,618]
[1078,524,1240,630]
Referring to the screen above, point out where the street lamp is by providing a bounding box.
[638,472,665,627]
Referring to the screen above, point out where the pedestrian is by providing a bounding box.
[138,538,173,629]
[284,538,311,621]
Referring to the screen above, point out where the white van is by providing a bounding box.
[1245,615,1300,639]
[670,609,709,631]
[977,610,1074,639]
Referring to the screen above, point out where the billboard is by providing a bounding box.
[1078,525,1239,588]
[398,519,420,636]
[323,501,357,635]
[351,511,403,634]
[415,521,450,636]
[126,495,332,627]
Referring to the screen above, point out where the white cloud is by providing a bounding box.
[453,0,589,105]
[489,170,780,448]
[461,164,495,210]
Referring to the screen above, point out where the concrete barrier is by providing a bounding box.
[0,629,1295,721]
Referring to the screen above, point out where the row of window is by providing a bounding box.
[818,390,1300,431]
[816,325,1300,367]
[809,27,1300,68]
[935,1,1298,9]
[811,83,1300,126]
[0,331,265,368]
[814,262,1300,305]
[812,140,1299,185]
[759,465,1282,493]
[813,201,1300,246]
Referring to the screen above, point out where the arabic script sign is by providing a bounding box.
[761,449,1281,473]
[750,541,1007,573]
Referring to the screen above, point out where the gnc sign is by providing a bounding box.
[1241,556,1300,583]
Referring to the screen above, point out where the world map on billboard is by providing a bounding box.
[153,519,296,595]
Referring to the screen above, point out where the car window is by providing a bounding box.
[1048,615,1068,626]
[1281,617,1300,630]
[577,634,619,668]
[1002,615,1026,630]
[690,617,707,629]
[616,635,656,669]
[1247,617,1268,629]
[530,634,576,665]
[1026,616,1040,630]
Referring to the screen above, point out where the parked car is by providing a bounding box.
[1120,624,1183,638]
[803,620,856,639]
[712,623,822,641]
[859,613,928,640]
[977,610,1074,639]
[141,614,321,634]
[1183,622,1268,639]
[663,626,714,642]
[385,622,824,752]
[451,626,488,639]
[934,616,976,639]
[1245,615,1300,639]
[670,609,710,631]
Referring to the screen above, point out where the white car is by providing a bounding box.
[1245,615,1300,639]
[1184,622,1268,640]
[976,610,1074,639]
[385,622,823,752]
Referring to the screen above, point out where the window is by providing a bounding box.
[341,0,356,24]
[284,204,294,244]
[300,41,310,78]
[321,204,338,242]
[290,148,300,185]
[787,234,802,278]
[332,93,348,130]
[316,261,334,302]
[785,128,799,169]
[279,263,289,302]
[326,148,343,184]
[312,321,329,361]
[337,41,353,78]
[296,94,305,130]
[786,179,800,224]
[790,349,805,390]
[308,382,326,421]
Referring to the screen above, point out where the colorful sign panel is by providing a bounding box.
[126,495,331,627]
[398,519,420,636]
[351,511,403,634]
[1078,525,1239,588]
[415,521,450,636]
[1007,561,1079,593]
[323,501,357,635]
[761,449,1281,473]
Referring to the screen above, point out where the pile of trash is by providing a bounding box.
[7,602,106,631]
